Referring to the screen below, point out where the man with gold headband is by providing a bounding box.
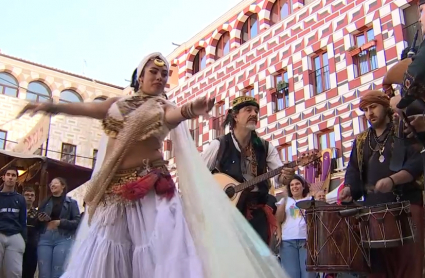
[202,96,295,247]
[339,90,424,277]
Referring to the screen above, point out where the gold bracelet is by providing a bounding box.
[181,102,196,119]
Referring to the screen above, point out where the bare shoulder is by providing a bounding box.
[84,97,120,119]
[162,99,180,129]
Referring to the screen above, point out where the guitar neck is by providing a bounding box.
[235,160,299,193]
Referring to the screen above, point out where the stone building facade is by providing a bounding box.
[0,53,131,207]
[0,52,128,168]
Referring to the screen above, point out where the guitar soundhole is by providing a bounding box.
[225,186,236,198]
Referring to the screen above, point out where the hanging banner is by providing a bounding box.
[14,115,50,155]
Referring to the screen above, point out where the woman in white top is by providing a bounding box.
[276,175,315,278]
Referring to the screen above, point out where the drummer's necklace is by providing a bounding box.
[368,128,392,163]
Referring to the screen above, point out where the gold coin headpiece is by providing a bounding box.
[153,58,166,67]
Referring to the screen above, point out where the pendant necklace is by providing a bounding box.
[376,132,390,163]
[368,128,392,163]
[378,148,385,163]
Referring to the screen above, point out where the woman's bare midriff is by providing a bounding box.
[104,136,165,169]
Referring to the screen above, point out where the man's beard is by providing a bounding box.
[245,123,256,130]
[369,116,387,129]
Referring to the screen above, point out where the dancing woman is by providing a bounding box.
[18,53,214,278]
[19,52,289,278]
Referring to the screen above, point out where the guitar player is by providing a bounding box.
[202,96,295,246]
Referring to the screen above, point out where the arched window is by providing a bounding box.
[93,96,107,102]
[215,32,230,60]
[193,48,207,74]
[270,0,290,25]
[59,89,82,103]
[0,72,19,97]
[241,14,259,44]
[26,81,51,102]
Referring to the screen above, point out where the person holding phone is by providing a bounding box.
[37,177,80,278]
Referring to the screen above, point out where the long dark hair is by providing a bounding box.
[287,175,310,199]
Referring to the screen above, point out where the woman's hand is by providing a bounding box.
[192,96,215,119]
[37,212,51,222]
[47,220,61,230]
[17,102,56,118]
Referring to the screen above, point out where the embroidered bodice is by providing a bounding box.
[102,94,170,142]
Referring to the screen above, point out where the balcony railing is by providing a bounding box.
[310,65,330,95]
[403,21,423,48]
[0,139,96,168]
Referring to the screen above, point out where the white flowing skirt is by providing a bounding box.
[61,190,203,278]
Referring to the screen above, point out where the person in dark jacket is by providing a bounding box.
[37,177,80,278]
[0,167,27,278]
[22,186,39,278]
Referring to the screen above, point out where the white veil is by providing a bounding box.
[67,125,288,277]
[66,49,288,276]
[65,134,109,269]
[171,123,288,278]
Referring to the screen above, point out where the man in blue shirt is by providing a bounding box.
[0,167,27,278]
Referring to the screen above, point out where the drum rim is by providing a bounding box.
[357,201,410,214]
[304,204,359,213]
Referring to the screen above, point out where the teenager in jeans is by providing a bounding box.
[0,167,27,278]
[37,177,80,278]
[276,175,315,278]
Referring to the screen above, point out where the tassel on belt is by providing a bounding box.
[106,160,175,201]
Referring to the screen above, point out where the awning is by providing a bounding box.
[0,149,92,192]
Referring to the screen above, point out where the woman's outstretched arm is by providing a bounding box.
[164,96,215,128]
[18,97,119,120]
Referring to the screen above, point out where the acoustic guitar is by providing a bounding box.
[213,150,322,206]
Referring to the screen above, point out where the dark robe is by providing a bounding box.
[345,124,424,277]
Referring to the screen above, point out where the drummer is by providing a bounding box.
[339,90,424,277]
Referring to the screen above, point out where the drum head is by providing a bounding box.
[296,200,327,210]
